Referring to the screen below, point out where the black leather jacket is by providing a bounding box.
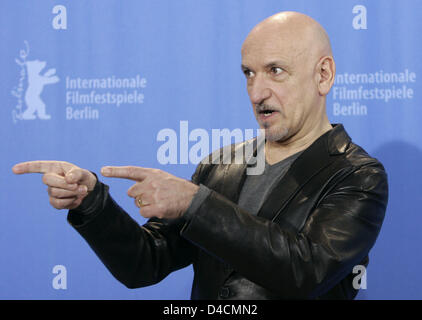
[68,124,388,299]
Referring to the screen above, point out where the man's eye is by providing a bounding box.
[271,67,283,75]
[243,70,254,78]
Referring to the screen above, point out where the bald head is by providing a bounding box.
[242,11,332,66]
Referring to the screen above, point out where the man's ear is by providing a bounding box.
[316,56,336,96]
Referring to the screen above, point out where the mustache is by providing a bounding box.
[255,103,278,113]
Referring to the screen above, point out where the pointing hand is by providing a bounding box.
[12,160,97,210]
[101,166,199,219]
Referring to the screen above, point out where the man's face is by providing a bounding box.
[241,26,319,142]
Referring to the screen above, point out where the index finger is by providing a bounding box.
[101,166,151,181]
[12,161,65,175]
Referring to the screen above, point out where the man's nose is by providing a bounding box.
[248,77,271,105]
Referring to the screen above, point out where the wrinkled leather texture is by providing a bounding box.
[68,124,388,300]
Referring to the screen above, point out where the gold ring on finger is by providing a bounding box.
[136,194,149,207]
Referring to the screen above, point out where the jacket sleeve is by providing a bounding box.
[67,165,204,289]
[180,162,388,298]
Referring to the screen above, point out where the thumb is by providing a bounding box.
[64,167,86,185]
[65,167,97,191]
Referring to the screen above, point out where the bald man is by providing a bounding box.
[13,12,388,299]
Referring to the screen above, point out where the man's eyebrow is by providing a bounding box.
[241,61,288,71]
[264,60,288,68]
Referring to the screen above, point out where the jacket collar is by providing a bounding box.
[221,123,351,220]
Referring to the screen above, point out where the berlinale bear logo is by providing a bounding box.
[12,41,59,122]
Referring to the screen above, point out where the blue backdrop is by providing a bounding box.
[1,0,420,299]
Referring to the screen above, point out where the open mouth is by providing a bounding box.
[258,109,277,117]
